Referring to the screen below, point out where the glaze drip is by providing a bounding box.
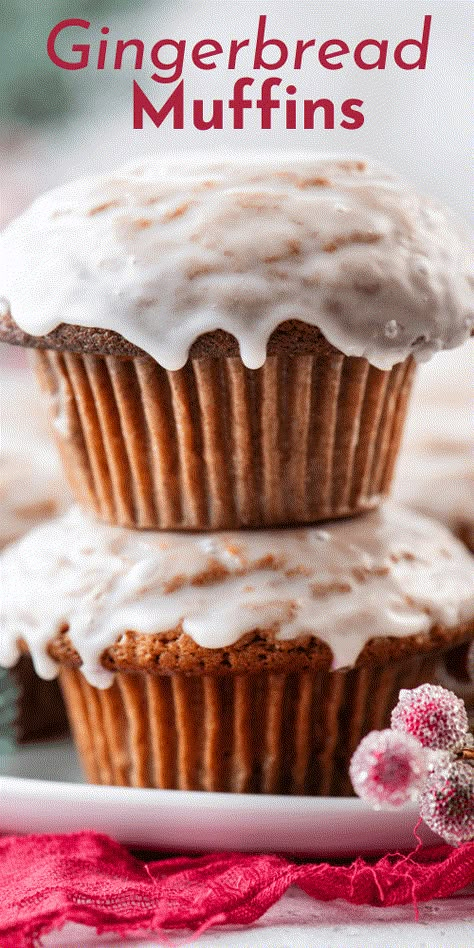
[1,502,473,687]
[0,155,472,370]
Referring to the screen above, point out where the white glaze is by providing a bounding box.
[0,155,472,370]
[1,503,473,688]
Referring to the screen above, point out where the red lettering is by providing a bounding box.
[228,38,250,69]
[229,77,254,129]
[304,99,335,130]
[114,39,145,71]
[150,39,186,83]
[285,85,297,128]
[254,15,288,69]
[294,39,316,69]
[256,77,281,128]
[318,40,350,69]
[340,98,365,129]
[46,18,90,70]
[193,99,224,129]
[354,39,388,70]
[133,80,184,128]
[394,15,431,69]
[192,39,223,69]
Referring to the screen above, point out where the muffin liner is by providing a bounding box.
[34,348,415,530]
[59,650,435,795]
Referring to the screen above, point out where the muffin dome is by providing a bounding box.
[0,155,472,370]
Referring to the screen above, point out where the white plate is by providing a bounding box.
[0,739,440,856]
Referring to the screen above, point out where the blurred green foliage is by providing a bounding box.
[0,0,148,125]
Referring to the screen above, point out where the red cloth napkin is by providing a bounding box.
[1,833,473,947]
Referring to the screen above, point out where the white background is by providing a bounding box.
[42,0,472,223]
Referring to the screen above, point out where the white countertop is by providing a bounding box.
[41,889,474,947]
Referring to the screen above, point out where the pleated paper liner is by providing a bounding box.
[34,347,415,530]
[59,649,438,796]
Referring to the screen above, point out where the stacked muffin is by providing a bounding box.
[0,365,70,751]
[1,155,473,794]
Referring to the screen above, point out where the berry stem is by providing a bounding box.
[457,747,474,761]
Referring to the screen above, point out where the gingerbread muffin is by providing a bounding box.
[0,156,471,530]
[2,501,473,794]
[0,366,70,750]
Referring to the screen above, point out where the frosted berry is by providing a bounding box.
[349,729,428,808]
[420,756,474,846]
[391,684,469,751]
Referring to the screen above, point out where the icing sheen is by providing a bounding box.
[0,155,472,370]
[1,503,473,688]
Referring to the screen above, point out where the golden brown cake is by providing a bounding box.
[1,156,471,530]
[2,502,473,794]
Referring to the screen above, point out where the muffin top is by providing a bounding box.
[0,155,472,370]
[1,502,473,687]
